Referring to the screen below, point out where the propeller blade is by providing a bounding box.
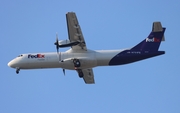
[63,69,65,75]
[55,33,59,51]
[54,33,61,61]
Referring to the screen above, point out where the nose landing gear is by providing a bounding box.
[16,67,20,74]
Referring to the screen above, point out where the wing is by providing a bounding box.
[77,68,95,84]
[66,12,87,51]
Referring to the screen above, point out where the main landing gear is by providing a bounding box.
[16,67,20,74]
[76,69,83,78]
[73,59,84,78]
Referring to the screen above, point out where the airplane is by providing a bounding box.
[8,12,166,84]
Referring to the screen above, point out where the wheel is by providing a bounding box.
[77,69,84,78]
[16,70,19,74]
[16,68,20,74]
[78,71,84,78]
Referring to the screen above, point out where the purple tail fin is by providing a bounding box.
[131,28,165,52]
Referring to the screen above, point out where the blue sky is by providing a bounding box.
[1,0,180,113]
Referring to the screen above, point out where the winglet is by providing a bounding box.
[152,22,165,41]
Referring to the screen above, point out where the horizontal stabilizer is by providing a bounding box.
[152,22,165,41]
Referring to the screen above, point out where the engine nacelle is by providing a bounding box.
[58,40,79,48]
[58,40,70,45]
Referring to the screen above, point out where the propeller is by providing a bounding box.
[54,33,65,75]
[63,69,65,75]
[54,33,61,61]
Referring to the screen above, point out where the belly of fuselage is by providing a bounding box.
[60,51,97,70]
[22,51,97,70]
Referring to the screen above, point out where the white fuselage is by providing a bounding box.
[8,49,126,70]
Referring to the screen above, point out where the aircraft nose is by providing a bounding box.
[8,59,16,68]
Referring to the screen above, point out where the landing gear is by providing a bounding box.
[73,59,83,78]
[16,68,20,74]
[76,69,84,78]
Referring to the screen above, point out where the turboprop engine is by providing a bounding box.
[57,39,80,48]
[58,40,70,46]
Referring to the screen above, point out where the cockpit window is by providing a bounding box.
[17,54,23,57]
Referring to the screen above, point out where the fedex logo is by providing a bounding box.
[28,54,45,58]
[146,37,160,42]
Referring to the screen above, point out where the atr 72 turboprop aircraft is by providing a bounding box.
[8,12,166,84]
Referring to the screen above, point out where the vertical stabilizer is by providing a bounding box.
[131,22,165,52]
